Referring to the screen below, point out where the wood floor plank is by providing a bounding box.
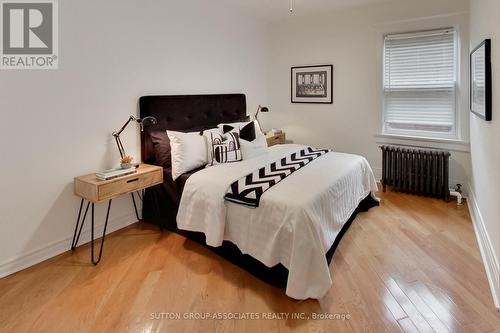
[384,277,435,333]
[342,233,408,322]
[395,279,450,333]
[409,281,462,332]
[0,191,499,333]
[398,317,421,333]
[336,250,404,332]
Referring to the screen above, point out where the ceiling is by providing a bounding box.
[224,0,397,21]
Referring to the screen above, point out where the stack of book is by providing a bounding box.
[96,167,136,180]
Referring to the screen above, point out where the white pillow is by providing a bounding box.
[239,132,268,160]
[167,130,209,180]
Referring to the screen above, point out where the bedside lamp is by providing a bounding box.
[112,115,157,158]
[254,105,269,133]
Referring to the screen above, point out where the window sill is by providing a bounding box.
[374,133,470,152]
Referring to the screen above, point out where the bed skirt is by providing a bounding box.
[143,184,379,289]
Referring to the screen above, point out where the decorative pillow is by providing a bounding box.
[150,131,171,168]
[167,130,209,180]
[201,127,224,163]
[207,132,242,166]
[218,120,261,134]
[223,120,256,141]
[218,121,249,131]
[239,132,268,160]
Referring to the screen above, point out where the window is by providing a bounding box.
[383,28,458,139]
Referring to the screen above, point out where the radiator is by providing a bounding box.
[380,145,451,200]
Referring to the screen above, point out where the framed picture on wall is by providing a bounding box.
[291,65,333,104]
[470,39,492,121]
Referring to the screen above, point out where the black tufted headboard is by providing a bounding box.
[140,94,248,165]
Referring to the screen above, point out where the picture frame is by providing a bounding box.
[291,65,333,104]
[470,39,492,121]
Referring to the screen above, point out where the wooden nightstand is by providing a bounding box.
[72,164,163,264]
[266,132,286,146]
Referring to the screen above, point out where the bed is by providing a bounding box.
[140,94,379,300]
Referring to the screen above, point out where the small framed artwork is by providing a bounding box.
[470,39,492,121]
[291,65,333,104]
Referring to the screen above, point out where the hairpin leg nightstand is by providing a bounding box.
[71,164,163,265]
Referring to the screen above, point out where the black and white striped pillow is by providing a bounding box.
[207,132,242,166]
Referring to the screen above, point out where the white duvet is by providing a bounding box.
[177,144,378,299]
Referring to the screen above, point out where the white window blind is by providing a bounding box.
[383,29,457,138]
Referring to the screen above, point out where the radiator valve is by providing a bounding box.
[450,184,463,205]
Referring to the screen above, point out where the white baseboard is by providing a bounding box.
[0,212,138,279]
[466,185,500,309]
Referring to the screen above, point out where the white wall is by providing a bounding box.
[468,0,500,307]
[266,0,471,188]
[0,0,270,276]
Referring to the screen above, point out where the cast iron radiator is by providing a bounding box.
[380,145,451,200]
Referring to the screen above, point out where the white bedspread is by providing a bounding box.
[177,144,378,299]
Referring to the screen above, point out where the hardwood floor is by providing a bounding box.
[0,191,499,333]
